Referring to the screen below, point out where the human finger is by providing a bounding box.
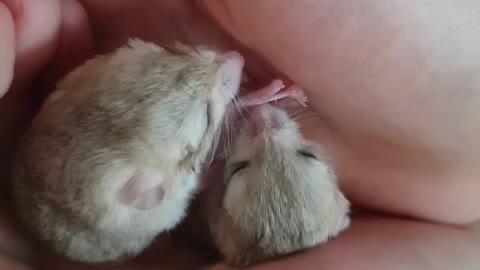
[4,0,62,94]
[0,1,15,97]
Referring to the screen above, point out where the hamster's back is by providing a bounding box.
[11,56,165,261]
[10,42,195,262]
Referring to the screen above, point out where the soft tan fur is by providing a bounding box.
[206,104,350,266]
[11,39,243,262]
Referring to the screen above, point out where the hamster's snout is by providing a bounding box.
[249,104,287,135]
[216,51,244,101]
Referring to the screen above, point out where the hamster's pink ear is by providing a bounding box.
[117,172,166,210]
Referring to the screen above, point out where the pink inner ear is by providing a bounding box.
[118,172,166,211]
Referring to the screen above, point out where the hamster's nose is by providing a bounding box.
[216,51,244,101]
[250,103,284,133]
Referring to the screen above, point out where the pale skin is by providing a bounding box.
[0,0,479,269]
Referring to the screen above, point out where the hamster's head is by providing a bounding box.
[117,40,243,170]
[74,39,245,211]
[216,104,350,262]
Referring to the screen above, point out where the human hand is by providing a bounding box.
[0,0,93,268]
[1,0,479,269]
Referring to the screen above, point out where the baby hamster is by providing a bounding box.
[11,39,244,263]
[205,83,350,266]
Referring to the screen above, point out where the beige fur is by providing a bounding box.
[206,104,350,266]
[11,39,243,262]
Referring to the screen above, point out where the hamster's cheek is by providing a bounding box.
[332,193,351,235]
[223,176,249,219]
[180,108,209,149]
[209,98,226,129]
[228,148,251,165]
[228,133,256,160]
[337,215,351,233]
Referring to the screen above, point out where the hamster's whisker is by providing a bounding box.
[291,114,325,124]
[242,106,254,122]
[233,97,247,118]
[169,14,194,45]
[219,104,236,162]
[287,110,303,119]
[227,106,237,154]
[229,103,241,147]
[210,134,220,165]
[238,85,249,95]
[287,107,311,119]
[288,109,318,122]
[233,96,252,122]
[231,97,245,123]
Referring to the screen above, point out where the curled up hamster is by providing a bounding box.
[203,82,351,266]
[11,39,244,263]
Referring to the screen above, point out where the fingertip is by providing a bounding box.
[0,2,15,98]
[10,0,61,93]
[35,0,94,95]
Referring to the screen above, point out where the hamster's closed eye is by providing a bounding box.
[297,149,318,160]
[228,161,250,178]
[206,104,211,128]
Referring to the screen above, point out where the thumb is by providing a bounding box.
[0,1,15,98]
[0,0,62,97]
[0,0,93,181]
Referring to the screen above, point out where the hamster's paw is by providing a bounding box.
[278,84,308,107]
[238,79,308,107]
[238,79,286,107]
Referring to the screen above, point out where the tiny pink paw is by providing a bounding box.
[238,79,286,107]
[268,79,286,94]
[283,85,308,107]
[238,80,308,107]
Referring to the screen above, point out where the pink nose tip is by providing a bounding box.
[250,103,284,133]
[216,51,244,101]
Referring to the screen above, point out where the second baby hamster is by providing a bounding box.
[204,83,351,266]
